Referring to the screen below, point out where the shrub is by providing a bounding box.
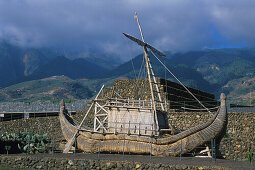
[0,131,50,154]
[18,131,50,154]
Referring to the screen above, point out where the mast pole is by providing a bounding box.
[134,12,159,133]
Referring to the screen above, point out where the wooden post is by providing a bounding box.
[139,122,141,136]
[74,134,77,154]
[229,139,231,159]
[211,139,213,162]
[147,59,165,111]
[114,120,117,135]
[150,136,152,159]
[128,121,131,135]
[94,102,97,132]
[151,124,154,136]
[180,135,182,160]
[122,134,125,159]
[98,139,101,160]
[213,139,216,162]
[134,13,159,132]
[63,85,104,153]
[240,139,242,160]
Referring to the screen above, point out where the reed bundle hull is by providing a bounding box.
[59,94,227,156]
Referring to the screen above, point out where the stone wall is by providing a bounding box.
[169,111,255,160]
[0,111,254,160]
[101,79,217,110]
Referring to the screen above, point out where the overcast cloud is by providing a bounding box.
[0,0,255,60]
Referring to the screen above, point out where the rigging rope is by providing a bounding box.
[150,51,212,115]
[127,41,138,80]
[163,55,168,102]
[133,54,146,99]
[138,54,145,79]
[131,58,137,79]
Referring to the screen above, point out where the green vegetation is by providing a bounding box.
[248,149,254,165]
[0,131,50,154]
[5,145,11,154]
[223,132,230,138]
[1,132,20,141]
[18,131,50,154]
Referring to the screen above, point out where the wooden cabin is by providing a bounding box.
[105,98,169,136]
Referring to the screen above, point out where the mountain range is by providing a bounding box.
[0,42,122,88]
[0,42,254,104]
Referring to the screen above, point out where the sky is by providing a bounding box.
[0,0,255,60]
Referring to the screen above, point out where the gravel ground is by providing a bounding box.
[2,153,254,169]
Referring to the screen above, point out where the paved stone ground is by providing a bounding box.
[1,153,254,169]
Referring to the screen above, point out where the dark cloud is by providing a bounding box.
[0,0,254,60]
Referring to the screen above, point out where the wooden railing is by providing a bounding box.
[95,98,167,110]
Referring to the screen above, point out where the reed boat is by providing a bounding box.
[60,94,227,156]
[59,13,228,156]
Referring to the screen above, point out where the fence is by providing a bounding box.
[0,100,254,114]
[0,100,88,112]
[168,100,255,113]
[0,100,89,121]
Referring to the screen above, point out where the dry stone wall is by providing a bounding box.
[0,111,254,160]
[169,111,255,160]
[101,79,218,111]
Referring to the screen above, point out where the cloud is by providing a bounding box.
[0,0,254,60]
[208,0,255,45]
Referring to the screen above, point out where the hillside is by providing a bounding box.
[103,48,255,104]
[0,42,60,88]
[104,52,217,93]
[0,42,118,88]
[169,48,255,104]
[171,48,255,85]
[222,77,255,105]
[25,56,108,80]
[0,45,254,104]
[0,76,93,102]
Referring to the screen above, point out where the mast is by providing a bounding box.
[134,12,159,132]
[123,13,167,133]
